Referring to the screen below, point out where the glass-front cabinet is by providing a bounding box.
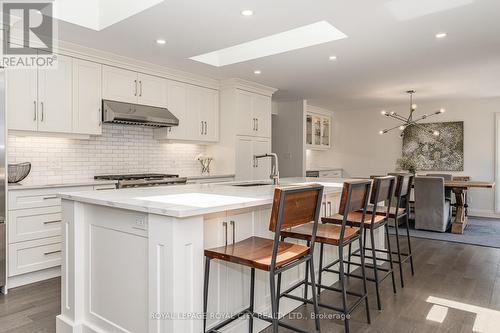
[305,111,331,150]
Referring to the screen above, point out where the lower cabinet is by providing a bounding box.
[6,184,111,287]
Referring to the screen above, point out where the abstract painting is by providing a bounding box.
[402,121,464,171]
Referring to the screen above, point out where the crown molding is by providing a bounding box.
[220,78,277,97]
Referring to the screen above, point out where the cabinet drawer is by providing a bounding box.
[8,236,62,276]
[9,206,62,243]
[8,186,93,210]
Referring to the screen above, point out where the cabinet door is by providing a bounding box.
[235,136,254,181]
[199,87,219,142]
[38,54,73,133]
[225,211,253,316]
[236,90,254,136]
[6,67,38,131]
[253,138,272,181]
[321,116,330,147]
[102,65,137,104]
[252,94,271,138]
[186,85,204,140]
[72,59,102,135]
[137,73,167,107]
[165,80,187,140]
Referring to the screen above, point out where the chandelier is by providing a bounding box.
[379,90,445,138]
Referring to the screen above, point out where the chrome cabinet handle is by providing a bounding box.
[134,79,137,96]
[230,220,235,245]
[43,220,61,225]
[44,250,61,256]
[327,201,332,216]
[139,81,143,97]
[33,101,37,121]
[98,108,102,126]
[256,118,259,131]
[204,121,207,135]
[200,121,204,135]
[40,102,44,121]
[42,195,58,200]
[322,202,327,217]
[223,221,228,246]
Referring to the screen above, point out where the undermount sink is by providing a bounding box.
[231,181,273,187]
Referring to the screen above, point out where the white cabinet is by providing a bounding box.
[6,67,38,131]
[102,65,167,107]
[73,59,102,135]
[7,54,73,133]
[236,90,271,138]
[137,73,168,108]
[155,82,219,143]
[235,136,271,181]
[306,111,331,150]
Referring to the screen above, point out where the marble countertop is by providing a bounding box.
[8,180,118,191]
[59,177,345,218]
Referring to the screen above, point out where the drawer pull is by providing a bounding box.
[42,195,58,200]
[95,187,116,191]
[44,250,61,256]
[43,220,61,225]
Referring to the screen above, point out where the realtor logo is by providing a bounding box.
[2,1,54,55]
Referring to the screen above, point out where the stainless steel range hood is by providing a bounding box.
[102,100,179,127]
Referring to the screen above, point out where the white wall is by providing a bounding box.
[8,124,207,185]
[333,97,500,216]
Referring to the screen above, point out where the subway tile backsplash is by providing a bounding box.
[7,124,207,185]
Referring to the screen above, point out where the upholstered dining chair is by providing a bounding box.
[414,176,452,232]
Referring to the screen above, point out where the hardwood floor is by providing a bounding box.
[1,237,500,333]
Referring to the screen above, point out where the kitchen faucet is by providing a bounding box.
[254,153,279,185]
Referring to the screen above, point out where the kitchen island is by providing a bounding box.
[55,178,384,333]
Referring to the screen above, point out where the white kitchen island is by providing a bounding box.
[55,178,384,333]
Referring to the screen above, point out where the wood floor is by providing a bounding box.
[1,237,500,333]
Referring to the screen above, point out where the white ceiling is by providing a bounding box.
[56,0,500,111]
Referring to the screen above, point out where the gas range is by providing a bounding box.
[94,173,187,189]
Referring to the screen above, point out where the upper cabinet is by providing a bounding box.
[7,54,73,134]
[102,65,167,107]
[306,108,331,150]
[73,59,102,135]
[235,89,271,138]
[154,81,219,143]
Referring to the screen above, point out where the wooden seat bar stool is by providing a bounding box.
[323,176,397,311]
[362,174,415,288]
[203,184,324,333]
[279,180,373,333]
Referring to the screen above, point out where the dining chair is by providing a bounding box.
[414,176,452,232]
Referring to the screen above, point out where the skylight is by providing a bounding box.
[190,21,347,67]
[385,0,475,20]
[53,0,164,31]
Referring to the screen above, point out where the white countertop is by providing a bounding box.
[59,177,345,218]
[8,180,118,191]
[186,174,235,180]
[307,167,343,171]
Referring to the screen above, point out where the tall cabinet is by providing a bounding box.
[207,79,276,181]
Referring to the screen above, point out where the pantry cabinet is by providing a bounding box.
[102,65,167,108]
[7,54,73,133]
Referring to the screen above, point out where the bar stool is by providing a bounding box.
[365,174,415,288]
[203,184,324,333]
[324,176,397,311]
[279,180,373,333]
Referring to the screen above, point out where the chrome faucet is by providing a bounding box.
[254,153,280,185]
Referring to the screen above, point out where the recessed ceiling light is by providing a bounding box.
[241,9,253,16]
[329,55,337,60]
[156,39,166,45]
[190,21,347,67]
[435,32,448,39]
[253,70,261,75]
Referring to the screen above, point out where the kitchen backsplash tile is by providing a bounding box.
[8,124,207,185]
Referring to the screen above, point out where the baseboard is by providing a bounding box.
[468,209,500,219]
[7,266,60,290]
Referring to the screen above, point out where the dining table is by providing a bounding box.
[444,180,495,234]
